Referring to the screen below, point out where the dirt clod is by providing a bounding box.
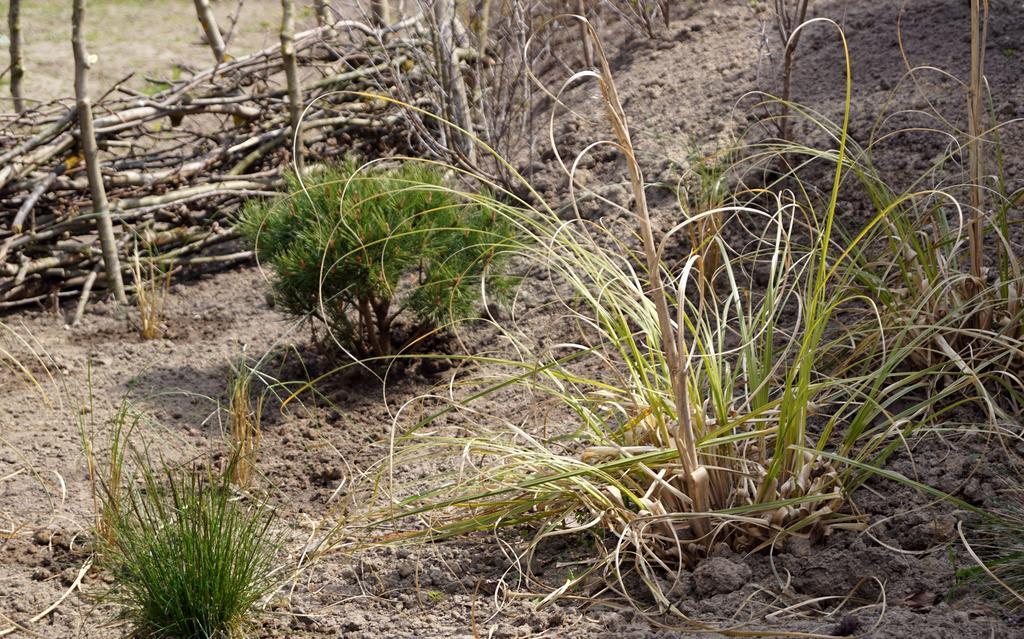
[693,557,751,597]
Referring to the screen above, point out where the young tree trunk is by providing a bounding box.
[193,0,228,63]
[72,0,127,304]
[314,0,330,27]
[370,0,392,26]
[7,0,25,113]
[280,0,304,173]
[433,0,476,165]
[775,0,809,141]
[472,0,492,58]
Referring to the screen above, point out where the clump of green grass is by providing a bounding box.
[239,160,517,358]
[97,448,282,639]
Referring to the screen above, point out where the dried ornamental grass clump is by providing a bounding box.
[343,19,934,626]
[227,358,263,489]
[129,245,171,340]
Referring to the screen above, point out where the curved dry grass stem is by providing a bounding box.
[580,18,704,522]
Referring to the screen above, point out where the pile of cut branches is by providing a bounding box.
[0,17,425,311]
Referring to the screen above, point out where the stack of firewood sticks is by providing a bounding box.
[0,2,426,313]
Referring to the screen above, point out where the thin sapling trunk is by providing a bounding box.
[194,0,228,64]
[775,0,809,141]
[7,0,25,113]
[72,0,127,304]
[280,0,305,173]
[432,0,477,166]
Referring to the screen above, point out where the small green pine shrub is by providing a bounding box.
[99,458,282,639]
[240,161,516,357]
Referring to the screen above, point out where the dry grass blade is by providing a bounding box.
[576,17,706,524]
[82,402,136,548]
[0,559,91,638]
[957,472,1024,612]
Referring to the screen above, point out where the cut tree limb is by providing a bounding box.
[11,167,61,232]
[370,0,392,26]
[315,0,331,27]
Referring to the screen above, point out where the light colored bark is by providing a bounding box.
[280,0,305,173]
[193,0,228,63]
[72,0,127,304]
[433,0,475,165]
[7,0,25,113]
[370,0,392,26]
[474,0,492,60]
[314,0,330,27]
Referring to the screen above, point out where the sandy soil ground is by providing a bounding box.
[2,1,1024,637]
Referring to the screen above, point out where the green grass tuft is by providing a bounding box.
[98,454,282,639]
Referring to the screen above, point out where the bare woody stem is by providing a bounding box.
[7,0,25,113]
[775,0,809,141]
[314,0,330,27]
[280,0,305,174]
[474,0,492,60]
[432,0,477,166]
[194,0,228,64]
[72,0,127,304]
[370,0,392,26]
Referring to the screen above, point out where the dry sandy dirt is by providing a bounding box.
[3,1,1024,637]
